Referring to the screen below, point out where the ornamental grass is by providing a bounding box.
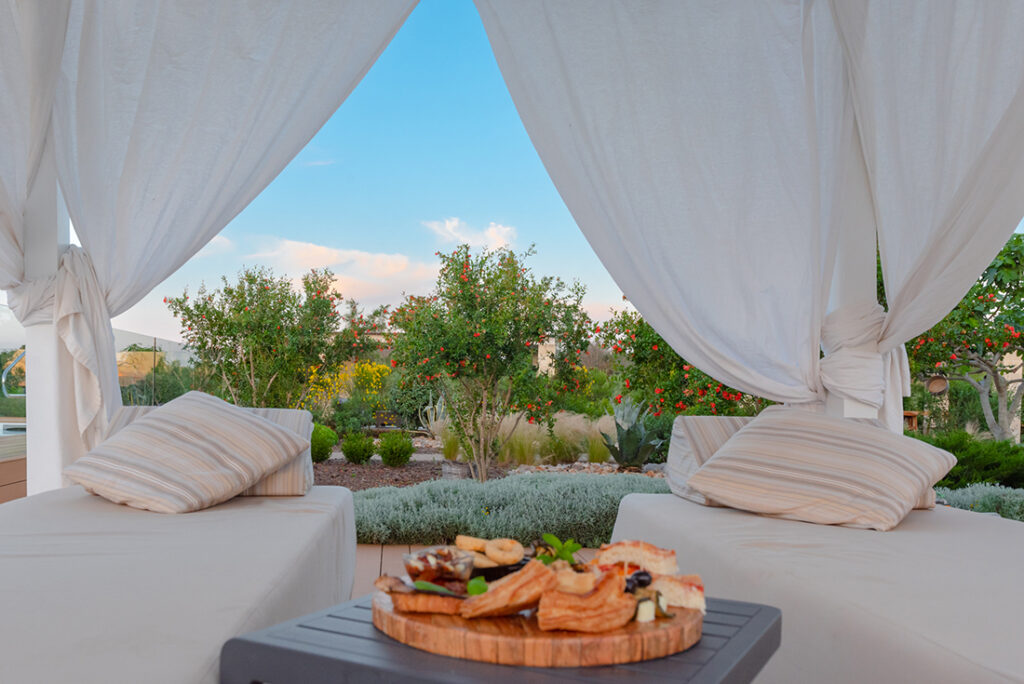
[354,472,669,547]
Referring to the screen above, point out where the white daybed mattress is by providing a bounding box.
[613,494,1024,683]
[0,485,355,684]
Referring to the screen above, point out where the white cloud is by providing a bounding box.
[423,217,517,250]
[195,234,234,258]
[247,238,439,307]
[303,159,336,167]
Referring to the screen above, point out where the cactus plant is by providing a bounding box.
[601,397,663,468]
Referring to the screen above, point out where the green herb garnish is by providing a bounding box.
[413,581,458,596]
[467,576,488,595]
[537,533,582,565]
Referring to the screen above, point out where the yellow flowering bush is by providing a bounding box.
[297,364,352,415]
[349,360,391,411]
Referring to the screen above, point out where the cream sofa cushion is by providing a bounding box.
[687,406,955,530]
[105,404,314,496]
[65,392,308,513]
[666,415,751,505]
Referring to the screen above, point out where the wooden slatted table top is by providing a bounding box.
[221,594,781,684]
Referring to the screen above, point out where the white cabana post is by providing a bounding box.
[1,0,418,493]
[476,0,1024,431]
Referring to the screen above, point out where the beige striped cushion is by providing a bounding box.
[666,416,751,505]
[104,404,314,496]
[65,392,309,513]
[686,406,956,531]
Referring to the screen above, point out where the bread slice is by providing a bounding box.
[650,574,705,615]
[593,540,679,575]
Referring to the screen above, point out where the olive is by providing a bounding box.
[625,576,638,593]
[630,570,652,588]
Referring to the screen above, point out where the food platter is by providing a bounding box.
[371,591,704,667]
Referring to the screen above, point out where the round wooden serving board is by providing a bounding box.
[371,592,703,667]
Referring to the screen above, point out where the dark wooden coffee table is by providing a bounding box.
[220,594,781,683]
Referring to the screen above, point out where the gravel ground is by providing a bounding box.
[314,455,511,491]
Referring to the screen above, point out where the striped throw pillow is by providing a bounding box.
[686,406,956,531]
[65,392,309,513]
[666,416,751,505]
[104,405,314,496]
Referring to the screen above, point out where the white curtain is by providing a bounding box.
[0,0,69,288]
[833,2,1024,427]
[477,0,1024,429]
[3,0,417,452]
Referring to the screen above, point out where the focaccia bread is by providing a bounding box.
[593,540,679,575]
[650,573,705,615]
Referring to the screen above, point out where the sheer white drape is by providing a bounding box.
[477,0,1024,430]
[3,0,417,451]
[832,2,1024,427]
[0,1,69,288]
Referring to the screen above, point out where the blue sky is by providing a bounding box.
[111,0,622,342]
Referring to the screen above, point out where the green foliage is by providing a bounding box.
[0,396,25,418]
[907,235,1024,440]
[332,398,372,435]
[121,343,158,352]
[586,433,611,463]
[441,429,461,461]
[354,473,671,546]
[385,372,435,428]
[599,308,765,419]
[912,431,1024,489]
[936,484,1024,522]
[553,368,615,419]
[536,533,582,565]
[167,266,348,408]
[378,431,415,467]
[602,397,663,468]
[341,432,375,465]
[335,299,390,360]
[120,361,195,406]
[389,245,592,481]
[310,423,339,463]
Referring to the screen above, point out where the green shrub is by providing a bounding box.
[0,396,26,418]
[912,431,1024,489]
[354,473,670,546]
[332,398,372,435]
[384,373,434,428]
[586,433,610,463]
[341,432,375,465]
[441,429,461,461]
[936,484,1024,522]
[310,423,338,463]
[378,431,414,467]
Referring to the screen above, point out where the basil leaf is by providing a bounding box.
[536,553,556,565]
[413,581,457,596]
[542,533,561,549]
[467,576,488,595]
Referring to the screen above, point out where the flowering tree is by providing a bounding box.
[389,245,591,481]
[908,235,1024,441]
[599,308,762,418]
[167,266,347,408]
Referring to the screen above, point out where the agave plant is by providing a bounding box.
[418,392,448,438]
[601,397,663,468]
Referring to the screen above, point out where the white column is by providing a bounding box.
[23,131,74,495]
[825,135,881,420]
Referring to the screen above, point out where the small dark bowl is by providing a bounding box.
[470,558,529,582]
